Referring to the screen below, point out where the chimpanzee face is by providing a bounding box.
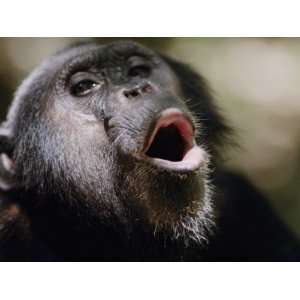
[1,41,222,245]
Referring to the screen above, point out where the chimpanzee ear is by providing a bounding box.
[0,127,16,191]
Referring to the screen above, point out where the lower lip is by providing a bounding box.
[142,145,207,173]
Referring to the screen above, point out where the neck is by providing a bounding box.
[16,190,201,261]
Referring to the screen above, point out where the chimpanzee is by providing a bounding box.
[0,40,299,261]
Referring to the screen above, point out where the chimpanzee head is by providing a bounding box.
[0,41,229,246]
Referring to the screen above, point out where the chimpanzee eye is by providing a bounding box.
[69,71,102,97]
[128,64,151,78]
[128,56,152,78]
[71,79,99,97]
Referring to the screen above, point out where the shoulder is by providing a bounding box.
[0,191,32,260]
[207,170,300,261]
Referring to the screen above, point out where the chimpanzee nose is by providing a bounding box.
[123,83,154,99]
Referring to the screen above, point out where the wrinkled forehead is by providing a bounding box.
[17,41,160,95]
[50,41,157,73]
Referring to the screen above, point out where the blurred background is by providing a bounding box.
[1,37,300,236]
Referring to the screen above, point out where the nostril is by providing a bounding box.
[142,83,153,94]
[123,83,153,99]
[124,88,140,99]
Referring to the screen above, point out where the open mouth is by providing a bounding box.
[142,108,206,172]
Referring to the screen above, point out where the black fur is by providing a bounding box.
[0,41,299,261]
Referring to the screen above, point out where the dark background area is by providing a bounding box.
[1,37,300,236]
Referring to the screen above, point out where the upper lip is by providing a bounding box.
[141,108,206,172]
